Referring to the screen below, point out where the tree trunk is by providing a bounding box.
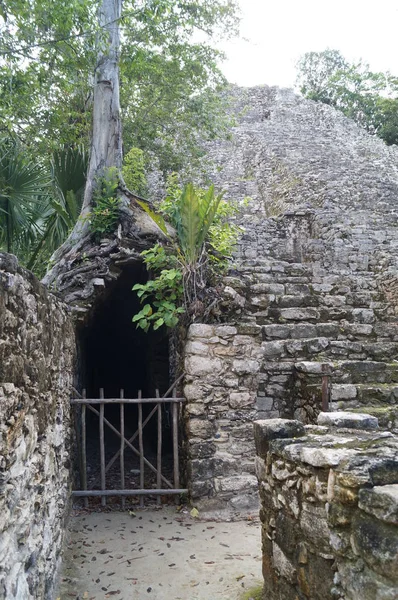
[42,0,166,304]
[81,0,122,217]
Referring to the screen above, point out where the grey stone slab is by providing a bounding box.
[317,411,379,430]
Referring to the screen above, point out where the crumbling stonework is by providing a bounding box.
[183,86,398,506]
[0,253,75,599]
[184,323,261,510]
[254,413,398,600]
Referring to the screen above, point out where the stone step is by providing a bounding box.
[331,383,398,405]
[261,337,398,362]
[296,360,398,384]
[261,322,394,342]
[254,305,388,325]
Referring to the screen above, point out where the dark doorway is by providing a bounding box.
[79,263,169,399]
[76,263,176,503]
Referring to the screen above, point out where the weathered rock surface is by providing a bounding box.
[255,416,398,599]
[183,86,398,507]
[0,253,75,599]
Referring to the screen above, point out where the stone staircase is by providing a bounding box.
[228,256,398,428]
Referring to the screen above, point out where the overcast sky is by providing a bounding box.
[218,0,398,88]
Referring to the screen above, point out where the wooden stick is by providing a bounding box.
[156,389,162,506]
[102,404,158,480]
[321,364,331,412]
[120,389,125,510]
[71,397,185,404]
[91,375,185,481]
[72,488,188,497]
[99,388,106,506]
[172,388,179,503]
[138,390,144,508]
[88,375,185,483]
[81,389,88,508]
[85,404,174,488]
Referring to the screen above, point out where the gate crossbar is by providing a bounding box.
[71,380,186,507]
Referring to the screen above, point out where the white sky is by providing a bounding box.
[219,0,398,88]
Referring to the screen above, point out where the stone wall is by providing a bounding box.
[184,323,261,510]
[0,253,75,599]
[254,413,398,600]
[182,86,398,506]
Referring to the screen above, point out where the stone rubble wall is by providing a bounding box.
[182,86,398,506]
[184,323,261,510]
[254,413,398,600]
[0,253,75,600]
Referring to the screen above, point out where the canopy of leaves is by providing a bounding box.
[0,0,239,168]
[296,49,398,145]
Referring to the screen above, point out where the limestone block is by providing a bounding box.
[351,512,398,580]
[184,340,210,356]
[300,446,358,468]
[261,341,285,357]
[251,283,285,294]
[187,324,215,339]
[214,325,237,337]
[185,355,223,376]
[331,384,357,400]
[280,307,320,321]
[229,391,254,409]
[262,324,291,339]
[232,358,260,374]
[255,456,267,480]
[295,361,333,374]
[300,502,331,552]
[272,542,296,582]
[317,411,379,430]
[359,484,398,524]
[214,474,257,493]
[352,308,375,324]
[254,419,305,459]
[256,397,274,412]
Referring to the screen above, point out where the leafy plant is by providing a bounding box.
[87,167,120,239]
[132,261,185,332]
[0,138,48,256]
[27,146,88,272]
[132,180,244,331]
[122,147,147,196]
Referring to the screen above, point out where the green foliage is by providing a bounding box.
[0,138,49,256]
[132,181,243,332]
[27,146,88,274]
[296,49,398,145]
[1,0,239,170]
[88,167,120,240]
[122,147,147,196]
[0,140,88,275]
[132,247,184,332]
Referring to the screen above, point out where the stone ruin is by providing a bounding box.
[254,415,398,599]
[1,85,398,598]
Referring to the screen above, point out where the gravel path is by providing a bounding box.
[56,507,262,600]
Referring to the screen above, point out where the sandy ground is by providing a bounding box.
[56,507,263,600]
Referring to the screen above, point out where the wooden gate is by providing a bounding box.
[71,378,187,507]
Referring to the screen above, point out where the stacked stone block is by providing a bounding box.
[182,86,398,506]
[0,254,75,599]
[254,414,398,600]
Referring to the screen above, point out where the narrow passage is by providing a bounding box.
[57,507,262,600]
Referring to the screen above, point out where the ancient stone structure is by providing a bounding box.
[183,85,398,508]
[0,253,75,599]
[254,414,398,600]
